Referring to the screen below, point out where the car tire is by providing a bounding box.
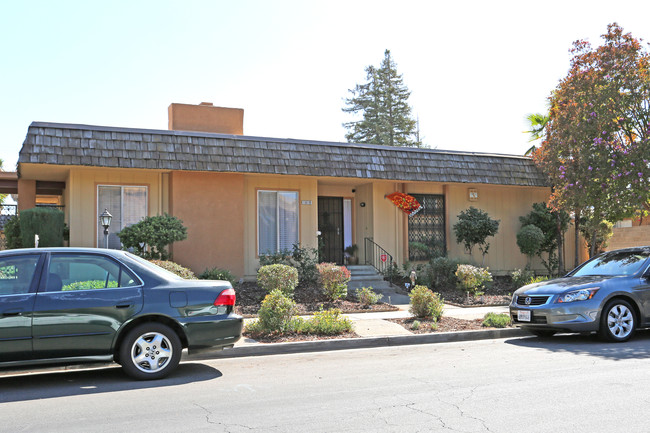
[529,330,556,338]
[598,299,636,343]
[119,323,182,380]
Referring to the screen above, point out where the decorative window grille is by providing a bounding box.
[408,194,446,261]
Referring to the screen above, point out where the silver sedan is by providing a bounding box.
[510,247,650,342]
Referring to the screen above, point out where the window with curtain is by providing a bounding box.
[97,185,147,249]
[258,190,299,255]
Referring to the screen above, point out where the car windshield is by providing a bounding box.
[124,252,184,281]
[571,250,650,277]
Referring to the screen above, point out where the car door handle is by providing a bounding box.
[115,304,132,309]
[2,309,22,317]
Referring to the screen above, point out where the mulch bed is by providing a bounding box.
[389,317,502,334]
[235,281,399,317]
[243,332,359,343]
[394,275,514,307]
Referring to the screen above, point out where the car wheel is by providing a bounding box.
[598,299,636,342]
[119,323,182,380]
[529,330,556,338]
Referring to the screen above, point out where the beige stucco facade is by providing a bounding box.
[16,160,585,279]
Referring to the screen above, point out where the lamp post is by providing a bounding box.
[99,209,112,249]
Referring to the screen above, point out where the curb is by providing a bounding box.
[186,328,530,361]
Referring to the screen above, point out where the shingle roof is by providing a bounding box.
[19,122,548,187]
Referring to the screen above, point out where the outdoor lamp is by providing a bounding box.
[99,208,112,248]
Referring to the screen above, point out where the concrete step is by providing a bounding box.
[348,280,393,290]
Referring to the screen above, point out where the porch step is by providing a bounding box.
[346,265,392,289]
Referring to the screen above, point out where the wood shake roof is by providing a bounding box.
[19,122,548,187]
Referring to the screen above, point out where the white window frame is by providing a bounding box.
[97,185,148,248]
[257,190,299,255]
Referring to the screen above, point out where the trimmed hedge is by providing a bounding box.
[20,207,65,247]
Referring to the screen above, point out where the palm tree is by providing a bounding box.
[524,113,549,155]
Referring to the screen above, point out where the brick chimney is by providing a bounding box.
[168,102,244,135]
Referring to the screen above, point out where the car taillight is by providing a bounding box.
[214,288,236,306]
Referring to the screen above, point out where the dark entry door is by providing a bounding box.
[318,197,344,264]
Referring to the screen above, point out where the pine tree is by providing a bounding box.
[343,50,422,147]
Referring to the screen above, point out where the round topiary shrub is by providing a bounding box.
[408,285,444,320]
[257,264,299,297]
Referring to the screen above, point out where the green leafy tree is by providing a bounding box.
[519,203,570,275]
[453,207,500,265]
[117,213,188,260]
[533,23,650,260]
[343,49,422,147]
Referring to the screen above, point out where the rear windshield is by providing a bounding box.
[571,250,650,277]
[124,252,184,281]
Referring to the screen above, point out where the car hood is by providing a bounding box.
[514,275,617,296]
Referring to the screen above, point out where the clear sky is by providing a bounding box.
[2,0,650,170]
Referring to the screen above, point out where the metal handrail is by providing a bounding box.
[364,237,394,284]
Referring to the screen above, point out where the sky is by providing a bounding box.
[2,0,650,170]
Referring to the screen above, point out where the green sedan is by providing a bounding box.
[0,248,242,380]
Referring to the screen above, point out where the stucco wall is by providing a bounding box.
[243,175,319,278]
[67,168,164,248]
[169,171,245,277]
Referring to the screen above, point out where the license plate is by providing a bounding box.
[517,310,531,322]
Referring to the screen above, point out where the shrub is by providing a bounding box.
[482,312,511,328]
[529,275,549,285]
[4,215,22,249]
[149,259,197,279]
[117,213,187,260]
[516,224,545,261]
[317,263,351,301]
[199,267,236,285]
[430,257,469,289]
[253,289,298,334]
[453,207,500,262]
[299,309,353,335]
[411,320,421,330]
[19,207,65,247]
[409,285,444,320]
[455,264,492,296]
[356,287,383,306]
[259,244,319,286]
[511,268,534,289]
[257,264,299,297]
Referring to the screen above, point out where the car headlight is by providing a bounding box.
[556,288,599,303]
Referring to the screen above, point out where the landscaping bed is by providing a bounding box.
[388,317,508,333]
[235,282,399,317]
[393,275,514,307]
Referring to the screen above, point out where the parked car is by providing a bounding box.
[510,246,650,342]
[0,248,242,379]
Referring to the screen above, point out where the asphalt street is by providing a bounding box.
[1,331,650,432]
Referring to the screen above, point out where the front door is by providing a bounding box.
[318,197,344,264]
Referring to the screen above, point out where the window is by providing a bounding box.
[258,190,299,255]
[0,255,40,295]
[97,185,147,249]
[408,194,446,261]
[45,254,139,292]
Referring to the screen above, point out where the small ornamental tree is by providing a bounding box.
[117,213,187,260]
[453,207,500,264]
[516,224,545,268]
